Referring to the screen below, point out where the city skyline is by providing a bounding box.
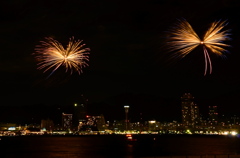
[0,93,238,125]
[1,0,240,120]
[0,92,239,138]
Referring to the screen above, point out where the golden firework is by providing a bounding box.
[167,19,231,75]
[34,37,90,76]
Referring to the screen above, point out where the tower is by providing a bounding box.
[181,93,199,128]
[124,105,130,130]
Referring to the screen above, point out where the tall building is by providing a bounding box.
[124,105,130,130]
[181,93,200,128]
[78,114,106,131]
[209,106,218,125]
[73,94,88,127]
[62,113,73,130]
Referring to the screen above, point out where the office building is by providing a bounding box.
[181,93,200,128]
[209,106,218,125]
[73,94,88,127]
[62,113,73,130]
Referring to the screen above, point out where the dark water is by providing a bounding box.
[0,134,240,158]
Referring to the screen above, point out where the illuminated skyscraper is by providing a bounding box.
[77,114,106,131]
[181,93,199,128]
[73,94,88,127]
[209,106,218,125]
[62,113,73,130]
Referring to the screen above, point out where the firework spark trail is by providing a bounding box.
[203,47,208,76]
[34,37,90,77]
[167,19,231,75]
[203,46,212,76]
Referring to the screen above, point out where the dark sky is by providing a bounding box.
[1,0,240,122]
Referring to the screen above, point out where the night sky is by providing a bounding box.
[1,0,240,123]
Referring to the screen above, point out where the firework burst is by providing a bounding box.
[167,19,231,75]
[34,37,90,77]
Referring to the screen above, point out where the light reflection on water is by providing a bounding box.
[0,135,240,158]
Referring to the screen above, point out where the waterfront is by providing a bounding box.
[0,135,240,158]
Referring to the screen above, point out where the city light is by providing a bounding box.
[0,93,239,136]
[149,121,156,124]
[231,131,237,136]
